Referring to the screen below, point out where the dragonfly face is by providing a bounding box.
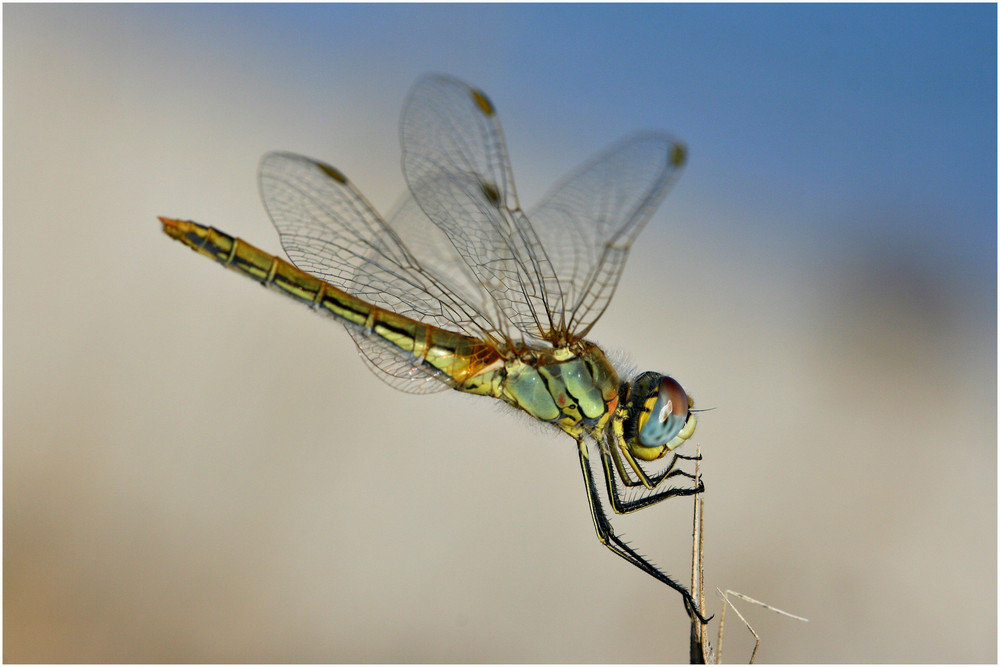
[162,74,708,623]
[620,372,698,461]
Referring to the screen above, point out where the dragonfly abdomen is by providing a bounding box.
[160,217,502,390]
[162,217,371,319]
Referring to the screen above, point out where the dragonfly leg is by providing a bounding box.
[610,444,700,491]
[600,443,704,515]
[576,439,711,624]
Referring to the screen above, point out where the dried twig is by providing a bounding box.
[685,446,808,664]
[688,445,710,663]
[718,589,809,664]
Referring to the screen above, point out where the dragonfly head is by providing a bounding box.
[620,372,696,461]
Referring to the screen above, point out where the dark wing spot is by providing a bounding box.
[471,89,495,116]
[316,162,348,184]
[480,181,501,206]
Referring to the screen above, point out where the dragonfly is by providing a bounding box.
[161,74,707,621]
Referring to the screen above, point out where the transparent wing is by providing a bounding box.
[350,189,513,395]
[260,73,686,393]
[528,132,687,338]
[345,329,452,394]
[258,152,508,393]
[400,75,564,344]
[259,151,506,343]
[380,190,504,326]
[400,75,685,344]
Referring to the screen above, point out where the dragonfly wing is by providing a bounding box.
[259,151,505,347]
[345,329,452,394]
[527,133,686,338]
[343,190,502,394]
[400,75,564,344]
[259,152,511,392]
[382,190,501,324]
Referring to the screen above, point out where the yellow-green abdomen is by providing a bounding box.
[160,217,501,389]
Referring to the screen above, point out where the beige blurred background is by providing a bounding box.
[5,5,995,663]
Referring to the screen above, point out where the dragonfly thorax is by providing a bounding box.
[498,341,620,436]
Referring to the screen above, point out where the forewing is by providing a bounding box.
[527,133,686,338]
[258,152,505,392]
[400,74,564,344]
[382,190,501,328]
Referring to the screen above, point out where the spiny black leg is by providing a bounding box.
[609,444,703,491]
[608,442,697,489]
[577,439,711,624]
[599,444,704,515]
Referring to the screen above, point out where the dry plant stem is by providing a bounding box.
[718,590,761,663]
[688,445,709,664]
[682,440,808,664]
[717,589,809,663]
[723,591,809,623]
[717,589,726,662]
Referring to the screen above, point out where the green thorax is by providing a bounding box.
[488,341,620,437]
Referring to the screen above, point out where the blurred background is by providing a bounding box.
[4,4,995,662]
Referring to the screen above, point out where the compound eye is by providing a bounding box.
[638,376,690,448]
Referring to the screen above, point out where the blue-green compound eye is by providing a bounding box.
[638,376,690,448]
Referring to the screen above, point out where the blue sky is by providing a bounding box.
[129,3,995,287]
